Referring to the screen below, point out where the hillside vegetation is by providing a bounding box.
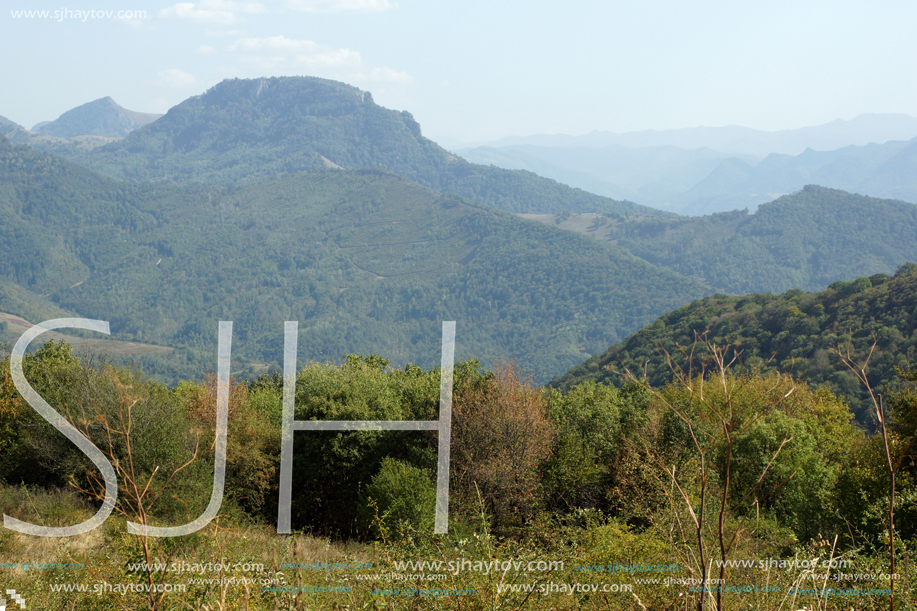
[2,337,915,609]
[0,135,707,383]
[597,185,917,294]
[554,263,917,422]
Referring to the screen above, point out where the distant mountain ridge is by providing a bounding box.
[470,114,917,156]
[680,138,917,214]
[34,96,162,138]
[459,134,917,215]
[61,77,666,217]
[528,185,917,295]
[458,143,744,205]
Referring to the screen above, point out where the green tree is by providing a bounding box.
[361,457,436,537]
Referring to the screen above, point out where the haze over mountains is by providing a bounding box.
[455,114,917,155]
[456,114,917,215]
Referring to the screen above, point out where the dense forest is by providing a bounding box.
[602,185,917,294]
[553,263,917,424]
[0,135,708,384]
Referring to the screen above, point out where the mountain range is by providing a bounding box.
[457,114,917,156]
[29,77,663,218]
[456,115,917,215]
[0,133,705,383]
[9,87,917,217]
[2,76,916,392]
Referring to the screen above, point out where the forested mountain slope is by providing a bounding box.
[553,264,917,422]
[599,185,917,294]
[0,135,707,383]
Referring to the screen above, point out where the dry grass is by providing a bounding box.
[0,311,173,357]
[2,484,913,611]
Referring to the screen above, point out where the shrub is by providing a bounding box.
[284,355,440,537]
[543,381,652,514]
[184,374,280,520]
[4,340,212,525]
[362,458,436,537]
[451,361,554,532]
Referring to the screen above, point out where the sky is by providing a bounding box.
[2,0,917,143]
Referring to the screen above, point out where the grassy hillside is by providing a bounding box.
[68,76,665,217]
[553,263,917,422]
[0,135,708,383]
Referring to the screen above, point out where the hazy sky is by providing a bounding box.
[3,0,916,142]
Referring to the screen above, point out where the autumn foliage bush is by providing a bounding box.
[182,374,280,519]
[451,361,554,533]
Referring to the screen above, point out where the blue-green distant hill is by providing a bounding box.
[34,96,162,138]
[0,115,23,134]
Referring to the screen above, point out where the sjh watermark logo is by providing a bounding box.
[4,318,456,538]
[0,589,26,611]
